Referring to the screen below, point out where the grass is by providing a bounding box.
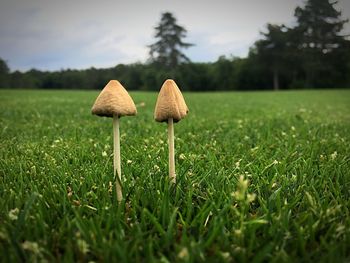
[0,89,349,262]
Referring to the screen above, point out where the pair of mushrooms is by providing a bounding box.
[91,79,188,202]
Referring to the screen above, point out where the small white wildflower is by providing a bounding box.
[8,208,19,221]
[22,241,41,254]
[251,146,259,152]
[77,239,89,254]
[102,151,108,157]
[235,159,241,168]
[247,193,256,203]
[127,160,132,164]
[108,181,113,193]
[273,160,279,165]
[291,126,296,131]
[220,252,231,261]
[179,153,186,160]
[336,224,345,234]
[234,229,242,237]
[154,165,160,171]
[232,175,249,201]
[330,151,337,160]
[281,131,287,136]
[177,247,189,260]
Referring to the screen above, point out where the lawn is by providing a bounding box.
[0,89,349,262]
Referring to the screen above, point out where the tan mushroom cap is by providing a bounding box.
[154,79,188,122]
[91,80,137,117]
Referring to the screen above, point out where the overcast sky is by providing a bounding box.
[0,0,349,72]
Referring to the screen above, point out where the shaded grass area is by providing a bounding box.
[0,89,349,262]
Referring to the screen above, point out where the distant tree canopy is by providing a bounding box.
[0,58,10,88]
[293,0,350,88]
[1,1,349,91]
[253,24,291,90]
[0,58,10,74]
[148,12,194,69]
[251,0,350,89]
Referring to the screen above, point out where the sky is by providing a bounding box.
[0,0,349,72]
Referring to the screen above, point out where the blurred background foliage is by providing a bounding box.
[0,0,349,91]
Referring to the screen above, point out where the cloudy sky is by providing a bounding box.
[1,0,349,72]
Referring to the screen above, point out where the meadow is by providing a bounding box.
[0,89,349,262]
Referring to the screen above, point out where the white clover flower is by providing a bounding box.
[22,241,41,255]
[247,193,256,203]
[177,247,189,260]
[8,208,19,221]
[235,159,241,168]
[331,151,337,160]
[272,160,280,165]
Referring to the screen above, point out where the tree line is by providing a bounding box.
[1,0,349,91]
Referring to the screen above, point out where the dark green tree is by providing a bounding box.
[0,58,9,75]
[0,58,10,88]
[293,0,349,88]
[253,24,291,90]
[149,12,194,69]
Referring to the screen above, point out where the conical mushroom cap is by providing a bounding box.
[154,79,188,122]
[91,80,137,117]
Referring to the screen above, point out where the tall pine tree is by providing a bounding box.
[0,58,10,88]
[149,12,194,69]
[293,0,349,88]
[254,24,291,90]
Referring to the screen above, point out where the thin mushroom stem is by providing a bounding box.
[168,118,176,183]
[113,114,122,202]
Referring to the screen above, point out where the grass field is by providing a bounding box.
[0,89,349,262]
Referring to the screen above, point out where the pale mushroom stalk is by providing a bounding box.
[154,79,188,183]
[168,118,175,183]
[113,115,122,201]
[91,80,137,202]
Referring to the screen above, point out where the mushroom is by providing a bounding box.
[154,79,188,183]
[92,80,137,202]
